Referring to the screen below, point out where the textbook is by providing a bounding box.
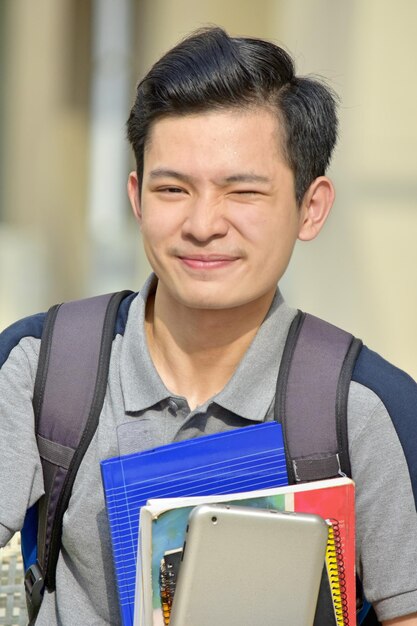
[100,422,288,626]
[135,476,355,626]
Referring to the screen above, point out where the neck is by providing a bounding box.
[145,283,276,409]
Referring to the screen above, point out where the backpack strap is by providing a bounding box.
[275,311,363,484]
[276,312,378,625]
[24,290,132,622]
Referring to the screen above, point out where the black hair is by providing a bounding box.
[126,26,338,205]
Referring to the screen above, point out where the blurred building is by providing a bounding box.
[0,0,416,377]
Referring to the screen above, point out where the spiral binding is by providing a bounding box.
[159,549,182,625]
[326,519,349,625]
[159,558,172,625]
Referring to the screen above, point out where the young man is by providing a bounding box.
[1,26,416,625]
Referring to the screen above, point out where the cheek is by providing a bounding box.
[140,208,176,243]
[228,205,269,242]
[235,209,293,247]
[242,210,301,268]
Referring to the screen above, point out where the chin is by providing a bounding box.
[179,296,234,310]
[174,288,254,311]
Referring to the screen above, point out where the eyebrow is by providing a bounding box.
[148,169,271,186]
[222,174,270,185]
[148,169,194,183]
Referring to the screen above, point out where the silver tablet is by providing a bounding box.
[169,503,328,626]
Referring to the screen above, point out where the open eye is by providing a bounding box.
[158,186,184,194]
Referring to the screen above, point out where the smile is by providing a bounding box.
[178,255,239,270]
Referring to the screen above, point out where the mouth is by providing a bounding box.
[177,254,240,270]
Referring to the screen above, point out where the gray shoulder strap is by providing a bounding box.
[26,290,132,621]
[275,311,362,484]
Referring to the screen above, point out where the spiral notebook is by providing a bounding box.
[100,422,288,626]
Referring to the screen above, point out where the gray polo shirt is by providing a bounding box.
[1,275,416,624]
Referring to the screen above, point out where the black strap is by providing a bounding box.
[26,290,132,622]
[275,311,362,484]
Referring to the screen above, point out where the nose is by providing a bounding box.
[182,196,229,243]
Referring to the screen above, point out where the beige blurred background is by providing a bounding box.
[0,0,416,378]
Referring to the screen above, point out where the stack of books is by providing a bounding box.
[100,422,355,626]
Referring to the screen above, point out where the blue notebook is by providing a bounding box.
[100,421,288,626]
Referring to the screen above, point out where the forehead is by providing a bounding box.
[144,107,288,172]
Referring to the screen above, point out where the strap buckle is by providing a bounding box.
[24,562,44,620]
[293,453,342,482]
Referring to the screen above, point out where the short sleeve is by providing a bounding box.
[348,381,417,622]
[0,336,44,545]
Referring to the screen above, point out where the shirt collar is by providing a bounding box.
[120,275,171,412]
[120,274,297,418]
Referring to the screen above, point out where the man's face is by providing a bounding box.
[130,107,311,312]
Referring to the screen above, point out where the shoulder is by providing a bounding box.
[352,345,417,455]
[350,344,417,503]
[0,291,138,370]
[353,344,417,401]
[0,312,46,369]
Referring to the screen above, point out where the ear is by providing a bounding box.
[297,176,335,242]
[127,171,142,224]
